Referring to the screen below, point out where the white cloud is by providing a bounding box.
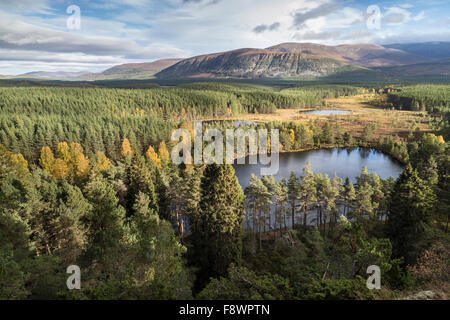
[0,0,446,74]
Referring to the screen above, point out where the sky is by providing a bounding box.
[0,0,449,75]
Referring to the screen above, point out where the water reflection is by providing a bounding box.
[233,147,403,188]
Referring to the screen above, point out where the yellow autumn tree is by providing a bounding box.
[289,129,295,145]
[39,146,55,173]
[437,135,445,144]
[158,141,170,164]
[10,153,30,178]
[69,142,90,178]
[121,138,133,157]
[52,158,69,180]
[145,145,162,168]
[95,151,111,172]
[57,142,70,162]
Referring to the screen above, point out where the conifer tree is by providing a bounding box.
[300,163,317,226]
[94,151,111,172]
[126,154,159,216]
[191,164,245,289]
[343,177,356,216]
[287,172,300,228]
[387,164,436,265]
[83,176,127,269]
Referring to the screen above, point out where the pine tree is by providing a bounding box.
[387,164,436,265]
[287,172,300,228]
[126,154,158,216]
[343,177,356,216]
[245,174,272,249]
[300,163,317,226]
[191,164,245,289]
[82,176,127,269]
[94,151,111,172]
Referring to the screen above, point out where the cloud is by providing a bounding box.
[253,22,280,34]
[0,15,188,60]
[0,0,52,14]
[293,30,341,41]
[292,1,340,29]
[181,0,222,5]
[382,7,425,25]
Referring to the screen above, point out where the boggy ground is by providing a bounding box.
[207,94,433,140]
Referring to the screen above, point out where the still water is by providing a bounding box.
[233,147,404,188]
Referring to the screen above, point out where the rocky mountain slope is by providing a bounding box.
[156,43,434,79]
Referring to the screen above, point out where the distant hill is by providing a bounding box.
[82,58,183,80]
[19,71,89,79]
[156,43,432,79]
[377,58,450,77]
[384,42,450,60]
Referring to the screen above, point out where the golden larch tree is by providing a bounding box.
[158,141,170,164]
[39,146,55,174]
[52,158,69,180]
[57,142,71,162]
[145,145,162,168]
[10,153,30,178]
[121,138,133,157]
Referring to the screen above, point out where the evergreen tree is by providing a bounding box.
[343,177,356,216]
[287,172,300,228]
[387,164,436,265]
[190,164,245,289]
[82,176,127,269]
[300,163,317,226]
[126,154,159,216]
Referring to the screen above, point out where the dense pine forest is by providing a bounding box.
[0,82,448,300]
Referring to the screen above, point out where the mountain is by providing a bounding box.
[384,42,450,60]
[156,43,432,79]
[82,58,183,80]
[377,58,450,77]
[19,71,89,79]
[267,43,429,66]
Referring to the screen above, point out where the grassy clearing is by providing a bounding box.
[209,94,433,140]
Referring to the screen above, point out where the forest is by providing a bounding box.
[0,82,448,300]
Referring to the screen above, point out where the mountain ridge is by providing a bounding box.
[156,43,435,79]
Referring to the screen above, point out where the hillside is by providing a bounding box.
[385,42,450,60]
[267,43,429,66]
[156,48,354,79]
[88,58,183,79]
[156,43,432,79]
[17,71,89,79]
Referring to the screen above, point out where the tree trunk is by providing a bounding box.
[303,206,307,226]
[291,201,295,229]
